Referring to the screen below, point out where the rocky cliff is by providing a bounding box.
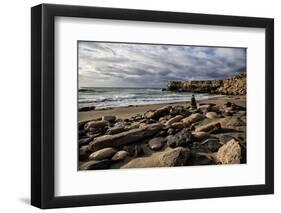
[167,73,246,95]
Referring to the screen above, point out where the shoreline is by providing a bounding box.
[79,95,246,122]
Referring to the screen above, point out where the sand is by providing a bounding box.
[79,95,246,122]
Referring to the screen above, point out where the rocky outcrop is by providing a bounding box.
[167,73,246,95]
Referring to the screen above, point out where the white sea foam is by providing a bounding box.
[78,87,216,109]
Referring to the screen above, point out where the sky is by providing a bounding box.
[78,42,246,88]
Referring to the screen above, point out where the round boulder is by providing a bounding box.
[148,137,165,150]
[111,150,128,161]
[89,147,117,161]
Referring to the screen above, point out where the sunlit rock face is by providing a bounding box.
[167,73,246,95]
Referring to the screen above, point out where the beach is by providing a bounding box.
[79,95,245,122]
[78,95,246,170]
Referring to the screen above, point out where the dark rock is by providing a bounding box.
[169,106,191,117]
[201,138,221,152]
[167,128,193,148]
[79,137,92,147]
[79,106,96,112]
[167,128,175,135]
[134,145,144,157]
[79,145,91,161]
[123,145,136,157]
[148,137,165,150]
[78,120,88,130]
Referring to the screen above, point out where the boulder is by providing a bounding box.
[89,123,162,151]
[102,115,116,122]
[122,145,136,157]
[200,138,221,152]
[78,120,88,130]
[111,150,128,161]
[146,106,171,119]
[79,145,91,161]
[171,122,184,129]
[159,147,191,166]
[79,159,112,170]
[148,137,165,150]
[220,117,246,128]
[198,104,211,113]
[134,145,144,157]
[169,106,190,116]
[216,139,241,164]
[205,112,218,119]
[166,115,184,125]
[167,128,193,148]
[121,147,190,168]
[84,120,108,130]
[79,137,92,147]
[195,122,221,133]
[106,126,125,135]
[192,131,211,141]
[182,113,205,126]
[88,147,117,161]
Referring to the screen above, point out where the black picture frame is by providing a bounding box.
[31,3,274,209]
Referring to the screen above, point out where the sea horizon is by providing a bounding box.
[78,87,215,110]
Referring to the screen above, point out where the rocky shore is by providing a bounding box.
[78,96,246,170]
[167,73,246,95]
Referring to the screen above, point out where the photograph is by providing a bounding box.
[78,41,247,170]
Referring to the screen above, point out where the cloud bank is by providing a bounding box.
[78,42,246,88]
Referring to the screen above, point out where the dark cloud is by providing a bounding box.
[78,42,246,88]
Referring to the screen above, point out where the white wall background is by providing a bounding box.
[0,0,279,212]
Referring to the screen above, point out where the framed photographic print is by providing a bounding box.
[31,3,274,209]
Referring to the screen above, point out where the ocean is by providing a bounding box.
[78,87,212,109]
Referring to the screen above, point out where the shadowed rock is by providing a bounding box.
[148,137,165,150]
[167,128,193,148]
[80,160,112,170]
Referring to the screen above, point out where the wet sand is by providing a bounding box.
[79,95,246,122]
